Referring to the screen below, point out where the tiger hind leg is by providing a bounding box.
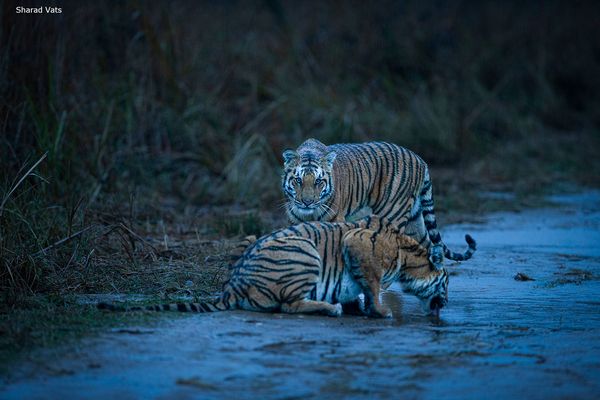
[414,170,477,262]
[281,300,342,317]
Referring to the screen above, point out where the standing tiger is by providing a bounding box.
[281,139,476,263]
[99,216,454,318]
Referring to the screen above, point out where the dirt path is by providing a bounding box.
[2,192,600,399]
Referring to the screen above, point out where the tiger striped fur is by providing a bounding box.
[98,216,450,318]
[281,139,476,262]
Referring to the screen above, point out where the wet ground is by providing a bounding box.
[2,192,600,399]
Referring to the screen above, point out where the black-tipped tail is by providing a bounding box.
[444,234,477,261]
[97,300,229,313]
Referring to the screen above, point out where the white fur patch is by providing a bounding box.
[334,271,362,304]
[409,196,421,217]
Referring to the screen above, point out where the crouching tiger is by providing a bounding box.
[281,139,477,263]
[98,216,475,318]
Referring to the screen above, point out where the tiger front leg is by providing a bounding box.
[281,300,342,317]
[342,229,392,318]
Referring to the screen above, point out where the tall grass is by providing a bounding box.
[1,0,599,304]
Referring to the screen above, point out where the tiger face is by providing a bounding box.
[421,269,449,317]
[401,265,448,318]
[282,149,337,220]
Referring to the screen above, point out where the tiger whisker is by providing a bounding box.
[318,203,336,218]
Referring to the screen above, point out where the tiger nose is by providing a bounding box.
[302,199,314,206]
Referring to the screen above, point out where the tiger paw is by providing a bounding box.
[368,306,392,319]
[331,303,343,317]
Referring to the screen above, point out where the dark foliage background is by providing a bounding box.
[3,1,599,201]
[0,0,599,355]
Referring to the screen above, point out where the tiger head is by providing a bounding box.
[281,149,337,221]
[398,237,449,317]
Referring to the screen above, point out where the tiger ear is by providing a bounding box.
[323,151,337,170]
[428,245,444,270]
[282,150,299,166]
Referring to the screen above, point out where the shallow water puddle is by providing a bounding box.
[1,192,600,399]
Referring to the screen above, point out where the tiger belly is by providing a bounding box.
[313,270,362,304]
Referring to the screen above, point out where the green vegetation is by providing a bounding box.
[1,1,599,364]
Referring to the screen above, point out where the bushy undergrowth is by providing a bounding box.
[1,0,599,308]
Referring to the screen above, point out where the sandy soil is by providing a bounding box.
[1,192,599,399]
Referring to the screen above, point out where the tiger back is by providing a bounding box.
[99,216,449,318]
